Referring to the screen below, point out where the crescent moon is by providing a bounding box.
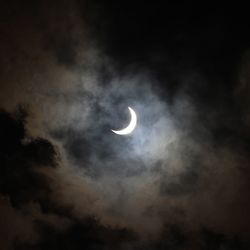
[111,107,137,135]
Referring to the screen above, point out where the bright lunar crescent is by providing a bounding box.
[111,107,137,135]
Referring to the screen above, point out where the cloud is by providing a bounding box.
[0,107,140,249]
[16,217,137,250]
[0,108,57,207]
[1,1,250,249]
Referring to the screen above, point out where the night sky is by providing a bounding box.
[1,1,250,249]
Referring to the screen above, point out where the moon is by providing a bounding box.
[111,107,137,135]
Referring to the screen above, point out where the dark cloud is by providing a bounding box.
[0,108,139,249]
[45,36,79,67]
[154,226,250,250]
[16,217,137,250]
[0,108,57,207]
[14,219,250,250]
[160,170,199,196]
[1,0,250,249]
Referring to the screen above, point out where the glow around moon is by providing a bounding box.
[111,107,137,135]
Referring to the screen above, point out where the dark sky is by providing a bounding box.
[1,1,250,249]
